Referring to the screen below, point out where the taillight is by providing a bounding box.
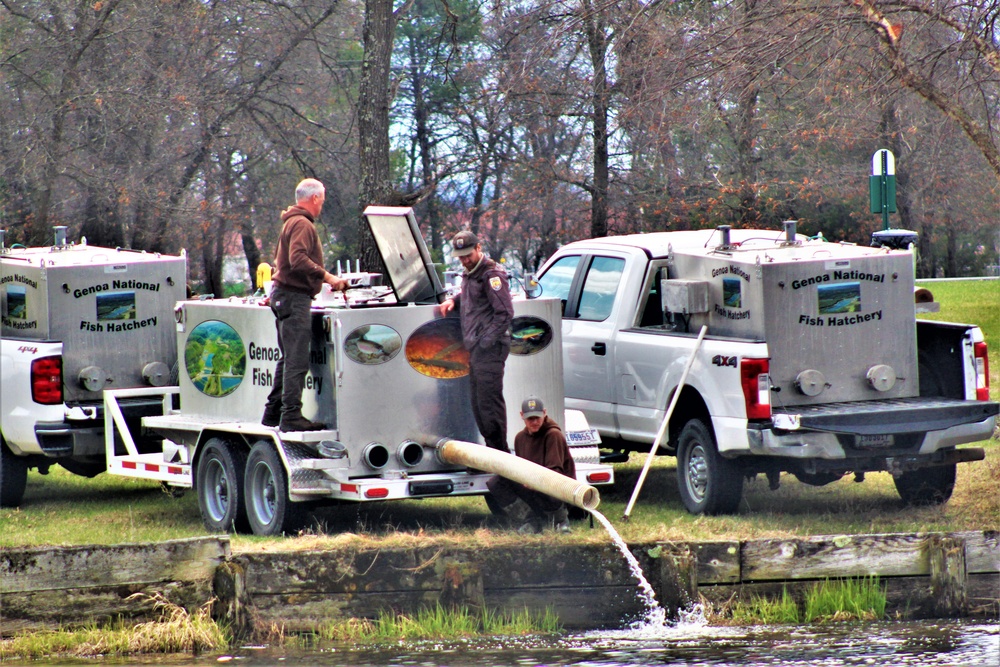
[31,356,63,405]
[587,471,612,484]
[741,357,771,420]
[973,342,990,402]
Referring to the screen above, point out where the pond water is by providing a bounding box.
[75,618,997,666]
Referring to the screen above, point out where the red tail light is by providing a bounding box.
[31,356,63,405]
[741,357,771,420]
[973,342,990,402]
[587,471,612,484]
[365,487,389,499]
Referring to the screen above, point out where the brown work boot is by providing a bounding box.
[279,417,327,432]
[499,497,535,530]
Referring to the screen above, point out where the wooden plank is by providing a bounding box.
[240,545,644,596]
[967,573,1000,617]
[0,581,214,633]
[648,541,740,584]
[480,545,642,589]
[0,537,230,594]
[693,541,741,583]
[741,533,938,581]
[927,535,967,618]
[955,531,1000,574]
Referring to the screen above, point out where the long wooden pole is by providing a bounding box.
[623,325,708,520]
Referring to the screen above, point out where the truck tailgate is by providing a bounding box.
[774,397,999,435]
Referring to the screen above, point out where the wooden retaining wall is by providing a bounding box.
[1,531,996,634]
[0,536,229,634]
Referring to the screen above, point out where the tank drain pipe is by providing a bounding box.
[624,324,708,521]
[434,438,600,511]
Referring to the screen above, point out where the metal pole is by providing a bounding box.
[623,325,708,520]
[881,151,890,231]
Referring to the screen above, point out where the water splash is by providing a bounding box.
[589,508,667,628]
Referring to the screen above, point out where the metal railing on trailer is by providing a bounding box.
[103,386,192,486]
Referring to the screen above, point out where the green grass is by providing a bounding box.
[916,278,999,392]
[313,605,561,644]
[803,576,886,622]
[723,588,801,625]
[0,594,226,660]
[718,577,886,625]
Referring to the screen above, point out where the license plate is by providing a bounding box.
[856,434,894,448]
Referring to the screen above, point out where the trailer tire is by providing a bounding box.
[894,463,956,506]
[245,441,303,536]
[676,418,742,515]
[196,438,250,533]
[1,437,28,508]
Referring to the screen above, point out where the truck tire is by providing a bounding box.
[894,464,956,506]
[1,438,29,508]
[245,441,304,536]
[196,438,250,533]
[676,418,742,515]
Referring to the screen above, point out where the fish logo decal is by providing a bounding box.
[510,316,553,356]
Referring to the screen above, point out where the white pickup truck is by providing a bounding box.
[534,223,998,514]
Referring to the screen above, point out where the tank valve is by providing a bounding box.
[866,365,897,392]
[79,366,109,392]
[142,361,170,387]
[794,369,827,397]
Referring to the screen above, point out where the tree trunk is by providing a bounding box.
[358,0,399,275]
[583,1,609,239]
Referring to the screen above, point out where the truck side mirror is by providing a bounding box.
[523,273,541,299]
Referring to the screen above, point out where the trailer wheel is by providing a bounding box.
[894,464,956,506]
[676,418,742,515]
[196,438,249,533]
[1,437,28,508]
[245,441,303,536]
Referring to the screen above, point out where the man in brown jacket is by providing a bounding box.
[262,178,348,432]
[487,396,576,533]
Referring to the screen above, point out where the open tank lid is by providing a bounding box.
[363,206,444,304]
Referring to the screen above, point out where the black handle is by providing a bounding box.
[591,342,606,356]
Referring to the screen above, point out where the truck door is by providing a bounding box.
[538,253,626,435]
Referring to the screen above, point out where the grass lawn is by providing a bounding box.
[2,280,997,553]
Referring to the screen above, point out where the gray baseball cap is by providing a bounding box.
[521,396,545,419]
[451,230,479,257]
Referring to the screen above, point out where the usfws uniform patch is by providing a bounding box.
[490,276,502,291]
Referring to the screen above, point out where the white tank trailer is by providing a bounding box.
[664,222,922,406]
[1,228,186,481]
[104,207,612,535]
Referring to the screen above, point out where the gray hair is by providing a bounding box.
[295,178,325,203]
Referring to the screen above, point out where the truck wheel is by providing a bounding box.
[894,464,956,506]
[196,438,249,533]
[245,441,303,536]
[676,418,742,515]
[1,438,29,508]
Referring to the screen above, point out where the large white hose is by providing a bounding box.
[435,439,600,510]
